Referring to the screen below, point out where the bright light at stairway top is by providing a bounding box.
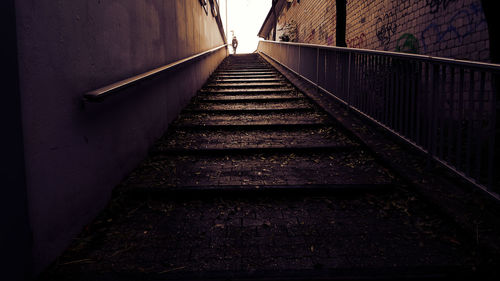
[220,0,271,53]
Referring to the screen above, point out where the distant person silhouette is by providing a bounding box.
[232,36,238,54]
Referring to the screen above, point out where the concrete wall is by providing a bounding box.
[272,0,490,62]
[14,0,226,275]
[3,1,32,281]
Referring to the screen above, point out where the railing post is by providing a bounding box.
[346,52,352,108]
[287,44,289,66]
[316,47,320,88]
[298,45,301,74]
[324,51,327,91]
[491,74,498,190]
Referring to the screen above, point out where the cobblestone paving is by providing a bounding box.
[39,54,498,280]
[43,192,478,279]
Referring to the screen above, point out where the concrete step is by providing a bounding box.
[210,78,284,83]
[187,100,314,112]
[45,190,479,281]
[197,94,305,101]
[185,108,316,114]
[217,68,272,72]
[219,64,268,68]
[206,82,287,88]
[216,71,276,76]
[212,74,280,79]
[171,123,332,131]
[154,145,362,156]
[123,150,394,189]
[200,88,294,94]
[155,127,358,151]
[174,111,331,127]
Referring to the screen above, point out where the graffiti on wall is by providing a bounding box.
[347,33,366,49]
[395,33,420,54]
[420,3,486,52]
[397,0,458,14]
[376,12,398,47]
[318,24,326,42]
[396,0,420,18]
[425,0,459,14]
[278,20,298,42]
[327,35,334,46]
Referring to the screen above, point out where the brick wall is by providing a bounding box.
[277,0,337,45]
[274,0,490,62]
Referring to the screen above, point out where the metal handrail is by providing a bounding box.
[258,40,500,199]
[84,44,228,101]
[260,40,500,71]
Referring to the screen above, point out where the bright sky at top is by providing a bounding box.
[219,0,271,54]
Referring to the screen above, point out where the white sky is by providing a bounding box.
[219,0,271,53]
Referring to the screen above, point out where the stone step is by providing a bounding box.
[156,183,393,195]
[185,108,315,114]
[121,150,394,189]
[155,127,357,151]
[221,62,267,66]
[171,123,332,131]
[215,66,271,70]
[195,92,305,102]
[206,82,287,88]
[216,71,276,76]
[212,75,280,79]
[174,111,331,127]
[197,94,304,102]
[210,78,284,83]
[155,145,361,156]
[48,189,477,280]
[219,64,268,68]
[200,88,294,94]
[187,100,314,112]
[217,68,271,72]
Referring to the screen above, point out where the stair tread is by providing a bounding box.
[155,127,357,151]
[174,111,331,126]
[200,88,294,94]
[188,100,314,111]
[211,78,284,83]
[198,93,304,101]
[123,150,394,189]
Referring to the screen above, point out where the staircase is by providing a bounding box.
[39,54,489,280]
[131,53,393,190]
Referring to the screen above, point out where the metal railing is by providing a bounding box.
[84,44,228,101]
[258,40,499,199]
